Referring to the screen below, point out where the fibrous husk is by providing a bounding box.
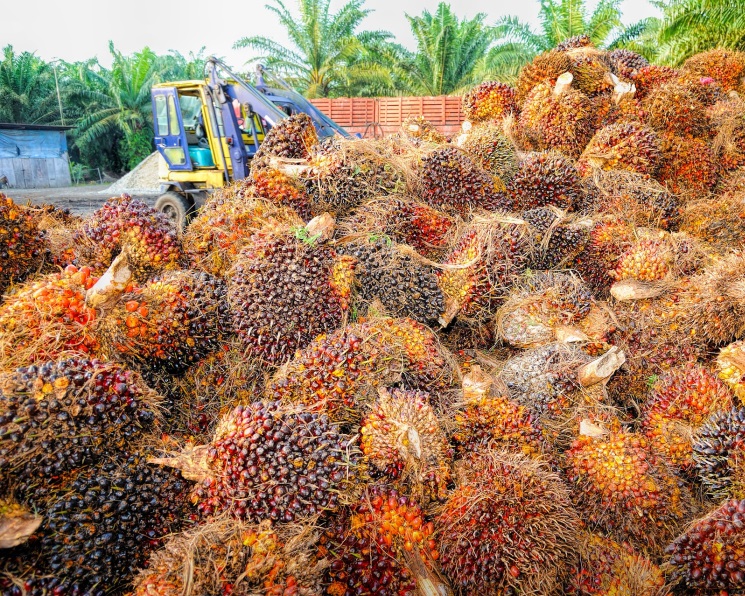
[457,121,519,182]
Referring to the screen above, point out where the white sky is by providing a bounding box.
[3,0,660,70]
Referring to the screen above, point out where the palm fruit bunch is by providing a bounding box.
[251,167,313,220]
[657,133,718,195]
[400,115,446,144]
[522,207,590,269]
[497,271,594,348]
[184,189,303,277]
[563,46,614,96]
[631,64,679,99]
[133,519,323,596]
[189,400,356,522]
[563,427,690,551]
[74,194,181,280]
[607,48,650,80]
[719,167,745,195]
[566,532,666,596]
[462,81,517,124]
[0,194,46,294]
[642,81,708,138]
[682,48,745,92]
[97,269,232,374]
[515,49,573,103]
[436,451,579,595]
[453,366,545,456]
[338,238,443,326]
[360,387,451,502]
[571,219,634,296]
[302,138,404,215]
[709,97,745,172]
[0,357,159,491]
[228,228,354,365]
[664,498,745,592]
[507,151,584,211]
[23,203,80,270]
[612,238,673,282]
[718,340,745,402]
[518,78,596,159]
[319,485,441,596]
[252,113,318,170]
[693,407,745,501]
[577,122,662,177]
[438,214,532,324]
[556,34,593,51]
[457,121,519,181]
[415,146,509,215]
[591,170,679,230]
[0,265,97,369]
[641,365,732,472]
[1,450,191,596]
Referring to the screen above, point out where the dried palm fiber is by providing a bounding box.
[133,518,324,596]
[227,217,355,366]
[94,268,232,375]
[21,203,81,270]
[640,365,733,473]
[452,365,546,457]
[571,218,635,297]
[319,484,449,596]
[521,207,591,269]
[495,271,594,348]
[518,74,597,159]
[682,48,745,92]
[566,531,667,596]
[642,80,709,138]
[360,387,452,503]
[589,169,679,230]
[414,145,510,215]
[183,182,303,277]
[507,151,585,211]
[692,406,745,500]
[436,451,580,596]
[336,237,444,326]
[0,265,98,370]
[563,423,693,553]
[0,194,46,295]
[0,496,41,550]
[399,115,447,144]
[577,122,661,177]
[73,194,181,280]
[338,195,455,260]
[515,49,573,103]
[663,498,745,593]
[681,75,726,110]
[300,137,406,216]
[438,319,497,352]
[709,95,745,172]
[607,48,650,80]
[462,81,517,124]
[717,341,745,403]
[718,166,745,195]
[251,112,317,171]
[251,167,313,219]
[155,400,359,523]
[437,213,533,325]
[590,87,646,129]
[0,449,191,596]
[267,316,455,423]
[631,64,679,100]
[681,191,745,251]
[656,132,719,196]
[563,46,614,96]
[456,121,519,181]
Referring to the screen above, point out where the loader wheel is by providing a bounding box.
[155,192,195,228]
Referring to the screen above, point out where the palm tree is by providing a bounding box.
[399,3,498,95]
[234,0,397,98]
[0,46,59,123]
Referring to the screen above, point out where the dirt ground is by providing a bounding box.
[2,184,159,216]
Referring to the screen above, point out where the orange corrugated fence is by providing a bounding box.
[310,96,464,137]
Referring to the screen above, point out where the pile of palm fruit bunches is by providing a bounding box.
[5,39,745,596]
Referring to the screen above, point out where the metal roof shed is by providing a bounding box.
[0,123,73,189]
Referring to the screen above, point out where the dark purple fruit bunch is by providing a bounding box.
[252,113,318,169]
[507,151,585,211]
[693,407,745,500]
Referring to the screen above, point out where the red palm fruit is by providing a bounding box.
[682,48,745,92]
[643,81,708,138]
[572,219,635,296]
[564,46,614,96]
[458,121,519,181]
[252,113,317,169]
[612,238,672,282]
[607,48,650,80]
[23,203,81,270]
[437,451,579,595]
[400,115,447,143]
[507,151,585,211]
[664,499,745,592]
[566,532,667,595]
[656,133,718,195]
[0,265,98,368]
[641,365,732,472]
[578,122,662,177]
[360,388,452,502]
[718,341,745,402]
[0,193,46,294]
[556,34,593,51]
[515,50,573,103]
[519,79,596,159]
[563,428,691,552]
[709,96,745,172]
[74,194,181,279]
[632,65,679,100]
[462,81,517,123]
[693,407,745,500]
[438,214,533,324]
[251,167,312,219]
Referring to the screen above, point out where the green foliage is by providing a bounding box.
[0,46,59,123]
[121,128,154,171]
